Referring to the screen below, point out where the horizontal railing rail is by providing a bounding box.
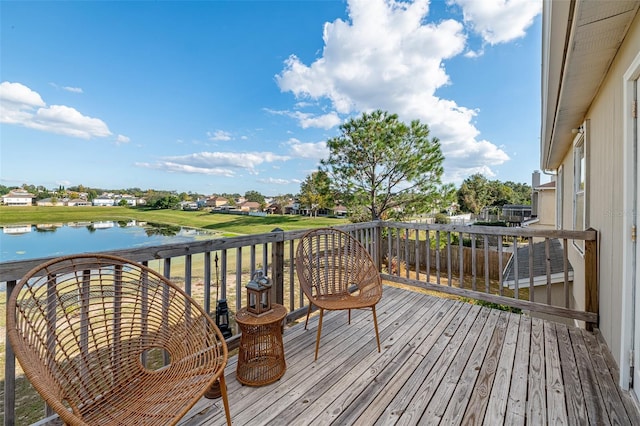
[1,220,598,426]
[379,221,598,327]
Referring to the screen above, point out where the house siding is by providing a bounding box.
[556,11,640,366]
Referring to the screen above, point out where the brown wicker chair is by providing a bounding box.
[295,228,382,360]
[6,254,231,426]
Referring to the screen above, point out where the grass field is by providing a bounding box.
[0,206,349,236]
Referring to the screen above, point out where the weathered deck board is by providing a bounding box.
[179,285,640,426]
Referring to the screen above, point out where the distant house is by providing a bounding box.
[180,201,199,211]
[238,201,261,212]
[92,197,115,207]
[66,199,91,207]
[114,195,137,207]
[206,196,228,208]
[333,205,348,217]
[1,190,35,206]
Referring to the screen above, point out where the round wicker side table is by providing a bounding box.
[235,303,287,386]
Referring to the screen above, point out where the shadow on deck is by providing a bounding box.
[180,285,640,426]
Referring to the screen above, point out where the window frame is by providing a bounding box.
[572,130,586,252]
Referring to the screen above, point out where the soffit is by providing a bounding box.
[542,0,639,170]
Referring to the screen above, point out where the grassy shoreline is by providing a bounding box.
[0,206,348,235]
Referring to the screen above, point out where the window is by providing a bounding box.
[556,165,563,229]
[573,132,585,251]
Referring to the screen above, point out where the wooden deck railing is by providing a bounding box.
[0,220,597,426]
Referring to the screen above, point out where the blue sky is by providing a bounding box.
[1,0,543,197]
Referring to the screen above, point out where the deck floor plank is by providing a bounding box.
[460,310,509,425]
[504,315,531,426]
[176,285,640,426]
[286,295,449,425]
[483,313,520,425]
[543,321,569,425]
[334,299,462,426]
[413,305,490,425]
[527,317,547,425]
[555,323,589,426]
[437,308,502,425]
[568,326,610,425]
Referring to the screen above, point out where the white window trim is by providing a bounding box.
[572,129,586,253]
[557,165,563,229]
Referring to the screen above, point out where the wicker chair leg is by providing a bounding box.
[314,308,324,361]
[372,305,381,353]
[219,374,232,425]
[304,303,313,330]
[348,309,351,324]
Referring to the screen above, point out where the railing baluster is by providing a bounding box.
[221,249,228,300]
[447,232,452,287]
[250,245,256,277]
[529,237,534,302]
[5,280,16,426]
[426,230,431,283]
[204,252,211,315]
[405,228,410,279]
[545,238,552,305]
[459,231,464,289]
[235,247,243,314]
[471,234,477,292]
[484,235,489,293]
[498,236,503,296]
[415,229,421,281]
[436,230,441,285]
[563,238,569,308]
[162,259,171,366]
[513,236,519,299]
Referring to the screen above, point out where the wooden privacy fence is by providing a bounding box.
[382,238,512,281]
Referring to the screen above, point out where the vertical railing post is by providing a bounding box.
[374,221,383,271]
[584,228,598,331]
[271,228,285,305]
[5,280,16,426]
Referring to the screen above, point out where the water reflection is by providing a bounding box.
[0,221,219,262]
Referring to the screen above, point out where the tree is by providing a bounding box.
[244,190,265,204]
[457,173,491,214]
[299,171,333,217]
[321,110,444,221]
[457,174,532,214]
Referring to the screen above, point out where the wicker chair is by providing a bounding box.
[295,228,382,360]
[6,254,231,426]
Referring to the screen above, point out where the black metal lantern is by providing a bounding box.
[215,298,233,339]
[246,270,272,316]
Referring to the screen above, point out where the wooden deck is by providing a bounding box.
[180,285,640,426]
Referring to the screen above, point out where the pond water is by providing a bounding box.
[0,220,218,263]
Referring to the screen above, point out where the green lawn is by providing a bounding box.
[0,206,348,235]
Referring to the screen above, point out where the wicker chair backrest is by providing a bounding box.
[7,254,227,425]
[296,228,382,300]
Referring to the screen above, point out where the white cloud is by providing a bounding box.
[275,0,525,180]
[49,82,84,93]
[451,0,541,45]
[63,86,83,94]
[138,151,291,177]
[208,130,232,141]
[265,108,341,130]
[286,138,329,160]
[0,81,112,139]
[257,177,297,185]
[116,134,130,144]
